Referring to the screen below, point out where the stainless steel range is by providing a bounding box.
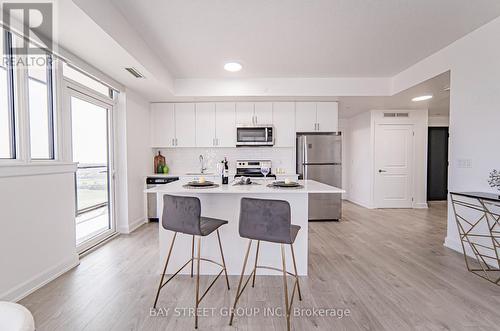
[235,160,275,178]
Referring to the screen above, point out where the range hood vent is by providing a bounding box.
[125,67,145,78]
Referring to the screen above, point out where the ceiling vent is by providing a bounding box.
[125,67,145,78]
[384,112,409,118]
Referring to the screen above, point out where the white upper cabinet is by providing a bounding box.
[174,103,196,147]
[235,102,254,125]
[254,102,273,124]
[195,103,216,147]
[295,102,338,132]
[295,102,316,132]
[151,103,175,147]
[273,102,295,147]
[236,102,273,125]
[215,103,236,147]
[316,102,338,132]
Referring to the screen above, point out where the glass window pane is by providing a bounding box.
[0,30,15,159]
[28,52,54,159]
[63,63,111,97]
[71,97,109,212]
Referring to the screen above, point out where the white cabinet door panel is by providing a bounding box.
[195,103,216,147]
[174,103,196,147]
[216,103,236,147]
[295,102,316,132]
[150,103,175,147]
[254,102,273,124]
[316,102,338,132]
[235,102,254,125]
[273,102,295,147]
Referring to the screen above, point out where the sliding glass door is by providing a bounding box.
[69,90,115,251]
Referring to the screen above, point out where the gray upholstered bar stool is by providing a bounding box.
[153,194,230,329]
[229,197,302,331]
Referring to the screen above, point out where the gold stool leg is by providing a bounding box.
[281,244,291,331]
[194,236,201,329]
[229,239,253,326]
[153,232,177,308]
[290,243,302,301]
[252,240,260,287]
[216,229,231,290]
[190,235,195,278]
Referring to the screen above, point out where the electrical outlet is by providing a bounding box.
[457,159,472,168]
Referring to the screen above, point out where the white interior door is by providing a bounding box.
[374,124,414,208]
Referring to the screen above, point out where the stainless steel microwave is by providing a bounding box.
[236,125,274,146]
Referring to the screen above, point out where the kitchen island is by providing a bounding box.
[145,179,344,276]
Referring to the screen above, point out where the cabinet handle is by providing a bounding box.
[172,138,174,146]
[175,138,178,146]
[216,138,219,146]
[317,123,320,131]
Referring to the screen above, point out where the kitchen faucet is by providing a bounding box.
[199,154,207,174]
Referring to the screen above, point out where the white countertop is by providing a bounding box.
[144,179,344,194]
[146,173,299,178]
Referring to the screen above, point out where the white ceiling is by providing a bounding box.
[339,71,450,118]
[111,0,500,79]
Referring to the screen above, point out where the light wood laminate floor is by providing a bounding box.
[20,202,500,330]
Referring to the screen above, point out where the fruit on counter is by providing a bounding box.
[162,165,169,174]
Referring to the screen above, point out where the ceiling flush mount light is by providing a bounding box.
[224,62,242,72]
[412,95,433,102]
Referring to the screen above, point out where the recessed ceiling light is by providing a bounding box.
[412,95,433,102]
[224,62,242,72]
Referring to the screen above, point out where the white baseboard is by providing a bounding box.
[413,202,429,209]
[118,217,147,234]
[1,253,80,302]
[346,198,374,209]
[129,217,147,233]
[444,236,465,254]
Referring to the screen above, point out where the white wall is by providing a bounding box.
[115,90,151,233]
[345,111,373,208]
[428,115,450,127]
[344,109,428,209]
[125,91,151,231]
[0,168,79,301]
[391,16,500,255]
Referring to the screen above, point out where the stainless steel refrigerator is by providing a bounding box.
[297,133,342,220]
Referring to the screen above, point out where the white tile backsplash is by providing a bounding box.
[153,147,296,175]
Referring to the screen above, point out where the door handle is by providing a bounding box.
[378,169,387,173]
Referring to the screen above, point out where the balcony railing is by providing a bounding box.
[76,164,108,215]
